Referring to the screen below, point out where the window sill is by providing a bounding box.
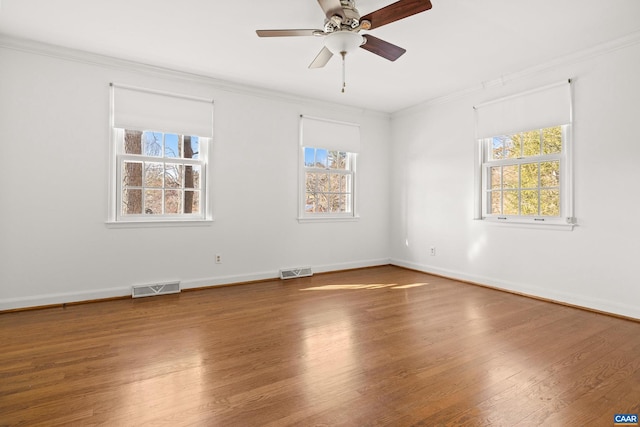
[477,217,576,231]
[106,219,214,229]
[298,215,360,224]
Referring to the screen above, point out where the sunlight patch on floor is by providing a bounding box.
[301,283,429,291]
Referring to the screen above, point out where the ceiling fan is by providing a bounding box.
[256,0,433,91]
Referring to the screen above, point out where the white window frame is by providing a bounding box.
[298,147,358,222]
[113,129,210,223]
[298,115,360,222]
[107,83,214,226]
[479,125,571,227]
[473,80,576,230]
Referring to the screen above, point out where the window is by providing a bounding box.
[474,81,575,228]
[482,126,565,218]
[109,83,213,224]
[299,115,360,220]
[116,129,206,218]
[303,147,355,215]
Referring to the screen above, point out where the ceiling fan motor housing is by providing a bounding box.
[339,1,361,29]
[322,0,361,33]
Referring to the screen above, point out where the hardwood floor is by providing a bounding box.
[1,266,638,426]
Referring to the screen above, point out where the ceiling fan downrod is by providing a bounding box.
[340,51,347,93]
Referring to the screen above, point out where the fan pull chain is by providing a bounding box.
[340,51,347,93]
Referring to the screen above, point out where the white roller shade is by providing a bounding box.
[112,83,214,138]
[475,80,571,138]
[300,115,361,152]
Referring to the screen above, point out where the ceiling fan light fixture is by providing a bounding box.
[324,31,364,55]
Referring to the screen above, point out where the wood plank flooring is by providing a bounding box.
[1,266,639,426]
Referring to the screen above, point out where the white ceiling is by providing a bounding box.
[1,0,639,113]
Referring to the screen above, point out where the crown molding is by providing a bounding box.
[393,30,640,118]
[0,33,390,119]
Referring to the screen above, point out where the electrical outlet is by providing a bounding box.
[215,254,222,264]
[430,247,436,256]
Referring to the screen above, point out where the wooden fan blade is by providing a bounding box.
[317,0,344,19]
[360,35,406,61]
[256,29,321,37]
[309,46,334,69]
[361,0,432,30]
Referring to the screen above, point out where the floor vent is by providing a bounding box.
[132,281,181,298]
[280,267,313,280]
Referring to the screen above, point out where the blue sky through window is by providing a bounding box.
[143,131,163,157]
[165,133,180,158]
[304,147,315,166]
[316,149,327,167]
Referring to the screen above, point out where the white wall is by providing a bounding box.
[390,40,640,319]
[3,36,639,319]
[0,41,391,310]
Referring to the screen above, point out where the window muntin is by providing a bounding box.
[483,125,565,219]
[302,147,355,216]
[116,129,208,220]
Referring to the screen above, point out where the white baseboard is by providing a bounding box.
[0,286,131,311]
[0,258,391,311]
[313,258,391,274]
[390,258,640,320]
[180,258,391,289]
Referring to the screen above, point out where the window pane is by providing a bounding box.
[305,193,316,213]
[343,175,352,194]
[305,172,316,193]
[504,134,520,159]
[304,148,315,167]
[315,149,328,168]
[329,173,341,193]
[328,151,338,169]
[542,126,562,154]
[124,130,142,154]
[144,189,162,214]
[521,190,539,215]
[540,161,560,187]
[192,137,200,160]
[164,164,183,188]
[338,194,347,212]
[184,136,198,160]
[164,133,181,158]
[143,132,163,157]
[541,189,560,216]
[165,190,182,214]
[185,165,200,189]
[123,161,143,187]
[503,190,519,215]
[490,191,501,214]
[521,163,538,189]
[145,162,164,188]
[317,173,329,192]
[122,189,142,215]
[503,165,518,189]
[522,130,541,157]
[184,190,200,214]
[329,151,347,170]
[317,194,328,212]
[490,166,501,189]
[329,194,340,212]
[490,136,505,160]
